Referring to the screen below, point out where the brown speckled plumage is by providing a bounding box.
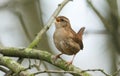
[53,16,85,64]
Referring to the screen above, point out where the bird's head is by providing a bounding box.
[55,16,71,29]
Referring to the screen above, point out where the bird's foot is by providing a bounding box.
[65,61,73,67]
[52,53,62,64]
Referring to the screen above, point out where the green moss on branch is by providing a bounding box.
[0,55,34,76]
[0,47,91,76]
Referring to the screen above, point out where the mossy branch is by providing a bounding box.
[0,47,91,76]
[0,55,34,76]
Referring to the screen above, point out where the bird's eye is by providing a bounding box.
[60,19,64,21]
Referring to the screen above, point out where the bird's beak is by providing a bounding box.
[54,16,59,22]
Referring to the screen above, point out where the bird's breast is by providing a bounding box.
[54,28,68,41]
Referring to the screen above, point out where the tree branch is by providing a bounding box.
[0,66,8,73]
[33,70,81,76]
[0,55,34,76]
[81,69,110,76]
[0,47,91,76]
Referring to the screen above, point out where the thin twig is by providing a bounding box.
[112,69,120,76]
[33,70,81,76]
[0,66,8,73]
[23,64,37,71]
[81,69,110,76]
[28,58,32,69]
[34,60,41,71]
[42,61,52,76]
[82,69,120,76]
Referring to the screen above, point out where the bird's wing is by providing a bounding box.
[60,38,80,55]
[69,28,84,50]
[73,36,84,50]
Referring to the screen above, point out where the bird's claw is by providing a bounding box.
[52,54,62,64]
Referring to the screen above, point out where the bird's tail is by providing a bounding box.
[77,27,85,39]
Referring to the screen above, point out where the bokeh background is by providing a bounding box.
[0,0,120,76]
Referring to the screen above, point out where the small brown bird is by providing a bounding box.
[53,16,85,64]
